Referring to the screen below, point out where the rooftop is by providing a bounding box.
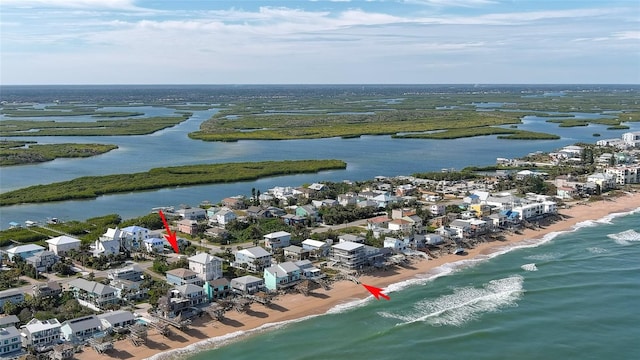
[45,235,81,246]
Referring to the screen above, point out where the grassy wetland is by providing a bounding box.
[0,140,118,166]
[188,87,640,142]
[0,159,347,205]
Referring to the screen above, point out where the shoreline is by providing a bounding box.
[74,192,640,360]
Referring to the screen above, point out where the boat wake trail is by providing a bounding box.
[607,229,640,246]
[379,276,524,327]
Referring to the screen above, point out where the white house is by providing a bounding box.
[330,241,366,269]
[45,235,81,256]
[97,310,135,331]
[383,237,407,252]
[5,244,44,261]
[20,318,61,350]
[188,253,223,282]
[622,131,640,147]
[234,247,272,272]
[301,239,332,257]
[59,316,103,343]
[230,275,265,294]
[120,226,150,250]
[215,208,237,228]
[263,231,291,250]
[143,238,165,253]
[93,227,122,257]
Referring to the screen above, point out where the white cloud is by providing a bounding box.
[0,0,144,11]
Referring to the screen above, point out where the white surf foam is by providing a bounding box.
[586,247,608,254]
[607,229,640,246]
[379,275,524,327]
[520,263,538,271]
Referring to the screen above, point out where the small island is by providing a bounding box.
[0,159,347,205]
[0,141,119,166]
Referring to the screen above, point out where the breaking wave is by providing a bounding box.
[378,275,524,327]
[521,263,538,271]
[607,229,640,246]
[586,247,608,254]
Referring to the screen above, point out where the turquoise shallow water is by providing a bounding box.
[177,208,640,360]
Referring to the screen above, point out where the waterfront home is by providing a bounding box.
[605,165,640,185]
[264,262,301,291]
[484,193,522,211]
[283,245,309,261]
[4,244,44,261]
[0,289,24,311]
[93,227,122,257]
[20,318,61,350]
[295,260,323,279]
[301,239,331,258]
[175,284,206,306]
[97,310,135,332]
[622,131,640,147]
[188,252,224,282]
[586,172,617,190]
[263,231,291,250]
[176,207,206,220]
[383,237,407,253]
[108,265,144,282]
[59,315,103,344]
[0,315,19,329]
[330,241,366,270]
[177,219,198,236]
[166,268,203,286]
[45,235,81,256]
[230,275,265,295]
[424,234,444,246]
[0,326,21,356]
[25,250,58,272]
[203,278,231,301]
[143,237,165,253]
[221,196,246,210]
[111,278,147,301]
[32,281,62,299]
[234,246,272,272]
[338,234,365,244]
[67,278,118,310]
[448,220,472,239]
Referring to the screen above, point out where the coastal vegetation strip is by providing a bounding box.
[0,113,191,136]
[0,141,119,166]
[0,159,347,206]
[392,127,560,140]
[189,110,540,141]
[1,107,145,118]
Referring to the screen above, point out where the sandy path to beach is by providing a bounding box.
[75,192,640,360]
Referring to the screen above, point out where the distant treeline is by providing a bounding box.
[0,141,118,166]
[0,159,347,206]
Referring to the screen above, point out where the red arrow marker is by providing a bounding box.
[362,283,390,300]
[158,210,179,254]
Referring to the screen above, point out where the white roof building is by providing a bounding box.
[45,235,81,256]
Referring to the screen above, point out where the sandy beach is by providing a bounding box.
[74,192,640,360]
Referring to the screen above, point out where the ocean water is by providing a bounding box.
[176,208,640,360]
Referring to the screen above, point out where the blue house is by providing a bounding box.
[203,278,231,301]
[263,262,301,291]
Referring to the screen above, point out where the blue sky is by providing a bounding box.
[1,0,638,84]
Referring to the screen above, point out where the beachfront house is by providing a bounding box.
[263,231,291,250]
[383,237,407,253]
[0,290,24,311]
[166,268,203,286]
[330,241,366,270]
[295,260,323,279]
[20,318,61,351]
[188,253,224,282]
[203,278,231,301]
[234,247,272,273]
[45,235,81,256]
[174,284,206,306]
[0,326,21,357]
[59,316,103,344]
[301,239,332,258]
[97,310,135,332]
[67,278,119,310]
[230,275,265,295]
[108,265,144,283]
[263,262,301,291]
[176,207,206,220]
[4,244,44,261]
